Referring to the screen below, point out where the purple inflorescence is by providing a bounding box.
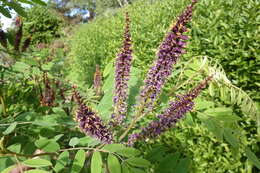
[139,0,198,108]
[73,87,113,143]
[113,12,133,124]
[128,75,212,145]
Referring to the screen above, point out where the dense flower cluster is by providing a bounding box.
[73,87,113,143]
[112,12,133,124]
[128,76,212,145]
[139,0,198,108]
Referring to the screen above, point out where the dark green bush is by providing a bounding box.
[69,0,259,101]
[23,6,65,45]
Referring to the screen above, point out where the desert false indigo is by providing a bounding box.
[128,76,212,145]
[139,0,198,109]
[73,87,113,143]
[112,12,133,124]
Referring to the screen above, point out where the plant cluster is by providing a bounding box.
[0,0,260,172]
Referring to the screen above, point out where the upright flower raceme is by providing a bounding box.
[112,12,133,124]
[73,87,113,143]
[139,0,198,108]
[128,75,212,145]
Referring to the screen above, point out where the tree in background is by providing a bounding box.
[50,0,138,23]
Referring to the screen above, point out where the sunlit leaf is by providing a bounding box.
[23,158,52,167]
[91,151,102,173]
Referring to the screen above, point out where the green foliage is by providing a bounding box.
[23,6,65,45]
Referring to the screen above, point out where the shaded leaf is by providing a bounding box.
[245,147,260,169]
[223,128,239,148]
[54,151,69,173]
[174,158,191,173]
[35,138,60,152]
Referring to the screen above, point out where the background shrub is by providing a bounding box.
[23,6,65,45]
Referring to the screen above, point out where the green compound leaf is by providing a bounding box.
[107,154,121,173]
[54,151,69,173]
[91,151,102,173]
[0,6,12,18]
[71,149,86,173]
[3,122,17,135]
[125,157,151,168]
[23,158,52,167]
[245,147,260,169]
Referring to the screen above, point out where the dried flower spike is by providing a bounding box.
[139,0,198,109]
[112,12,133,124]
[40,73,55,106]
[14,16,23,51]
[22,36,31,52]
[0,29,7,49]
[128,75,212,145]
[73,87,113,143]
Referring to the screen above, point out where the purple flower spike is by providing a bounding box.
[139,0,198,109]
[112,12,133,125]
[73,87,113,144]
[128,76,212,145]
